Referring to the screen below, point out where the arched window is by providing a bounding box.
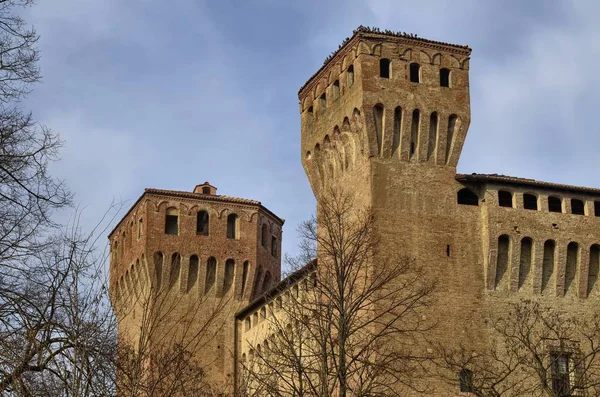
[518,237,532,291]
[498,190,513,208]
[197,210,209,235]
[440,68,450,87]
[410,63,420,83]
[227,214,239,239]
[188,255,199,292]
[571,198,585,215]
[379,58,390,78]
[263,271,273,292]
[307,106,314,129]
[565,242,579,295]
[333,80,340,99]
[245,318,251,331]
[137,218,143,239]
[410,109,420,158]
[542,240,555,294]
[495,235,510,290]
[457,188,479,206]
[588,245,600,296]
[241,261,249,297]
[261,224,268,247]
[224,259,235,294]
[347,65,354,86]
[169,253,181,290]
[205,257,217,294]
[548,196,562,213]
[154,251,163,289]
[523,194,538,210]
[165,207,178,235]
[202,186,210,194]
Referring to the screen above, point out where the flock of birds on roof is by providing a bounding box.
[322,25,420,65]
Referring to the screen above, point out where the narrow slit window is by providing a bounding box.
[137,218,143,239]
[196,210,209,235]
[440,68,450,87]
[498,190,513,207]
[227,213,239,239]
[410,109,420,158]
[165,207,179,235]
[457,188,479,206]
[523,194,538,210]
[410,63,420,83]
[571,198,585,215]
[595,201,600,217]
[548,196,562,213]
[379,58,390,78]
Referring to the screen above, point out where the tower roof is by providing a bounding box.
[298,25,471,98]
[457,173,600,196]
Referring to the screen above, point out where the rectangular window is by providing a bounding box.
[165,215,178,235]
[271,236,277,257]
[551,353,570,396]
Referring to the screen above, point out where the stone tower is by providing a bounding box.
[108,182,283,391]
[299,27,484,392]
[297,27,600,395]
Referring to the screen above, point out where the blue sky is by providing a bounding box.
[23,1,600,263]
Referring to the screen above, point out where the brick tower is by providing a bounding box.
[298,27,484,394]
[108,182,283,391]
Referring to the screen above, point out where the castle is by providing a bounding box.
[109,27,600,395]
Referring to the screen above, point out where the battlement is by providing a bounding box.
[299,28,472,197]
[109,183,284,308]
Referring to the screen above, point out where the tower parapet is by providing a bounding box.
[299,26,471,197]
[108,183,283,388]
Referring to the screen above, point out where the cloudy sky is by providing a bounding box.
[23,0,600,261]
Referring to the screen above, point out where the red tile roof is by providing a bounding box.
[456,173,600,195]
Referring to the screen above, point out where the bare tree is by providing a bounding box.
[436,299,600,397]
[0,208,120,396]
[241,191,435,396]
[114,266,233,397]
